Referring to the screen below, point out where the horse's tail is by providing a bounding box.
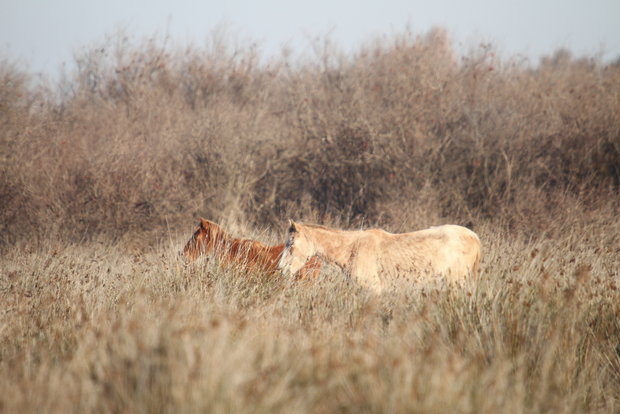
[472,248,481,278]
[470,233,482,278]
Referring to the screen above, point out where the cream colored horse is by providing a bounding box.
[278,221,481,293]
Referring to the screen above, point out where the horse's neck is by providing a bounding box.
[213,231,241,252]
[226,237,252,254]
[309,228,360,268]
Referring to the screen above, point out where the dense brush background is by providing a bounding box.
[1,28,619,413]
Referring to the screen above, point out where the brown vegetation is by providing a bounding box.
[1,28,618,246]
[0,27,619,412]
[1,219,618,413]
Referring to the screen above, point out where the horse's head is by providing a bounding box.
[278,220,315,277]
[182,218,223,260]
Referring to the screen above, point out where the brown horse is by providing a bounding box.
[278,221,481,293]
[183,218,321,279]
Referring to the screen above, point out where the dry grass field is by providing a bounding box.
[1,28,619,413]
[1,218,619,413]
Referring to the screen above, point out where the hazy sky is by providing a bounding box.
[1,0,619,77]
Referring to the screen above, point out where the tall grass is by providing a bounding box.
[1,27,619,412]
[1,219,618,413]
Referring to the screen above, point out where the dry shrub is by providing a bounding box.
[0,27,619,247]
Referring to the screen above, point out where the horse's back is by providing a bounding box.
[410,224,479,246]
[387,224,481,280]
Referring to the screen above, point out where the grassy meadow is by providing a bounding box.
[1,28,619,413]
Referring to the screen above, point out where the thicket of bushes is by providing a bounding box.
[1,28,618,247]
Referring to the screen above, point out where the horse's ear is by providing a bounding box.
[288,219,297,233]
[199,218,209,229]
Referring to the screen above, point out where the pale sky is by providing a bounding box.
[1,0,619,78]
